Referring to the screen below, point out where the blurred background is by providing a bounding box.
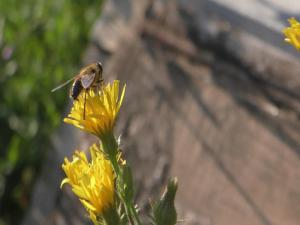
[1,0,300,225]
[0,1,103,224]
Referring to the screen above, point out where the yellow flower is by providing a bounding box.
[64,80,126,138]
[283,18,300,50]
[61,144,115,218]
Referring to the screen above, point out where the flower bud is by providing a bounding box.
[152,177,178,225]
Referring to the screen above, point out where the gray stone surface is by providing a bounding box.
[210,0,300,31]
[179,0,300,58]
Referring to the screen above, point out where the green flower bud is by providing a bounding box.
[152,177,178,225]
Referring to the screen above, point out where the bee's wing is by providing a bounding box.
[81,72,96,88]
[51,76,76,92]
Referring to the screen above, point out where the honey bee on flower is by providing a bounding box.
[64,80,126,139]
[51,62,103,118]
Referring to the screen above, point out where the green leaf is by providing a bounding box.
[122,165,134,202]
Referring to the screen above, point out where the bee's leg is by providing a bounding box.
[83,90,87,120]
[93,79,104,93]
[99,79,104,90]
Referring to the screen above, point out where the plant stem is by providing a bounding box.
[101,133,141,225]
[128,201,142,225]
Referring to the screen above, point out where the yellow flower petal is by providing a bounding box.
[80,199,97,212]
[60,178,70,188]
[89,211,98,225]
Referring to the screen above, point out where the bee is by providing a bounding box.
[51,62,103,119]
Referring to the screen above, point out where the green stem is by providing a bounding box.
[101,132,119,160]
[128,201,142,225]
[101,133,141,225]
[111,157,134,225]
[123,200,135,225]
[102,205,121,225]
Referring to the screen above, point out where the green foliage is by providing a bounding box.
[0,0,102,224]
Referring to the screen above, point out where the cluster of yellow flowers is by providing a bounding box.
[60,77,178,225]
[61,80,126,224]
[283,17,300,51]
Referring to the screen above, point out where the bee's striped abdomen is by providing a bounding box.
[71,79,83,100]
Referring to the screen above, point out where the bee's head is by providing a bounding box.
[96,62,103,72]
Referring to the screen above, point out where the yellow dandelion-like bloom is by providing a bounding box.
[283,18,300,51]
[64,80,126,138]
[61,144,115,218]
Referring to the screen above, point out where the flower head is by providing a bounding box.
[283,18,300,50]
[64,80,126,138]
[61,144,115,218]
